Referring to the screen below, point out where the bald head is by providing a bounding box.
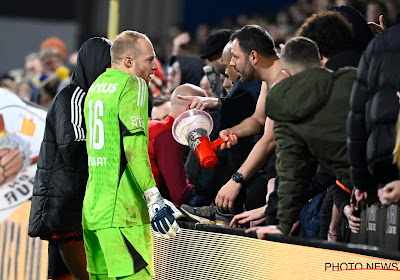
[111,30,149,64]
[222,42,232,59]
[170,83,207,117]
[222,41,237,83]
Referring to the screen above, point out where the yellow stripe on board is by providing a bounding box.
[153,228,400,280]
[0,201,48,280]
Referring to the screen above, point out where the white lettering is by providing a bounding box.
[88,157,107,167]
[89,83,119,94]
[387,225,397,235]
[110,83,119,93]
[94,83,102,93]
[97,84,103,93]
[130,115,144,128]
[367,223,376,231]
[98,83,105,93]
[102,83,113,93]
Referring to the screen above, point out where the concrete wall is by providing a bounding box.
[0,17,77,76]
[88,0,183,39]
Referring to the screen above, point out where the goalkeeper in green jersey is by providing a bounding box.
[83,30,181,280]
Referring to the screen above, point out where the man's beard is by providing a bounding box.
[240,63,255,83]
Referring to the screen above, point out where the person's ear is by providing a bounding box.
[250,50,258,65]
[124,56,132,67]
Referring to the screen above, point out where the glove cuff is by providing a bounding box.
[143,186,162,206]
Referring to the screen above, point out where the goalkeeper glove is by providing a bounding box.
[143,187,181,238]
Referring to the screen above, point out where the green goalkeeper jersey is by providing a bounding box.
[83,68,156,230]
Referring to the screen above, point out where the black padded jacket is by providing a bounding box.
[347,25,400,191]
[28,37,112,237]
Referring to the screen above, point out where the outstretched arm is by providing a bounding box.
[215,117,275,211]
[219,81,268,149]
[177,95,220,110]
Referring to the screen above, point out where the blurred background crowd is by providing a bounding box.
[1,0,399,107]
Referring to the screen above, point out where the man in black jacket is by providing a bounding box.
[28,37,112,280]
[348,24,400,202]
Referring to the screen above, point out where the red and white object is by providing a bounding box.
[172,110,231,169]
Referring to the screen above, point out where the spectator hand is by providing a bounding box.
[352,187,379,206]
[245,225,283,240]
[173,32,191,47]
[218,129,238,150]
[215,179,241,212]
[343,205,361,234]
[172,32,191,55]
[178,95,218,111]
[230,206,266,228]
[353,188,368,203]
[143,187,180,238]
[378,180,400,205]
[368,15,386,35]
[250,217,267,228]
[0,147,24,185]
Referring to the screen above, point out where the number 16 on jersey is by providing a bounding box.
[87,100,104,150]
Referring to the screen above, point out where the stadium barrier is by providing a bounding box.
[348,204,399,250]
[153,221,400,279]
[1,202,400,280]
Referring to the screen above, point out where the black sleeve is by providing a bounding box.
[346,46,377,191]
[265,176,279,226]
[54,88,88,171]
[332,184,351,215]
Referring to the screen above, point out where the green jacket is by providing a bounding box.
[265,67,356,235]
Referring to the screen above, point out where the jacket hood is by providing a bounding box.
[70,37,112,92]
[266,67,333,122]
[328,6,373,53]
[325,48,362,71]
[176,56,205,86]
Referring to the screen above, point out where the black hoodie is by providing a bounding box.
[28,37,112,237]
[170,55,205,87]
[325,5,374,71]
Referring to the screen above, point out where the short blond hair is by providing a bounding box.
[111,30,149,63]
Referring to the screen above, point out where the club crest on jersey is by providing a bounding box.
[131,115,144,128]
